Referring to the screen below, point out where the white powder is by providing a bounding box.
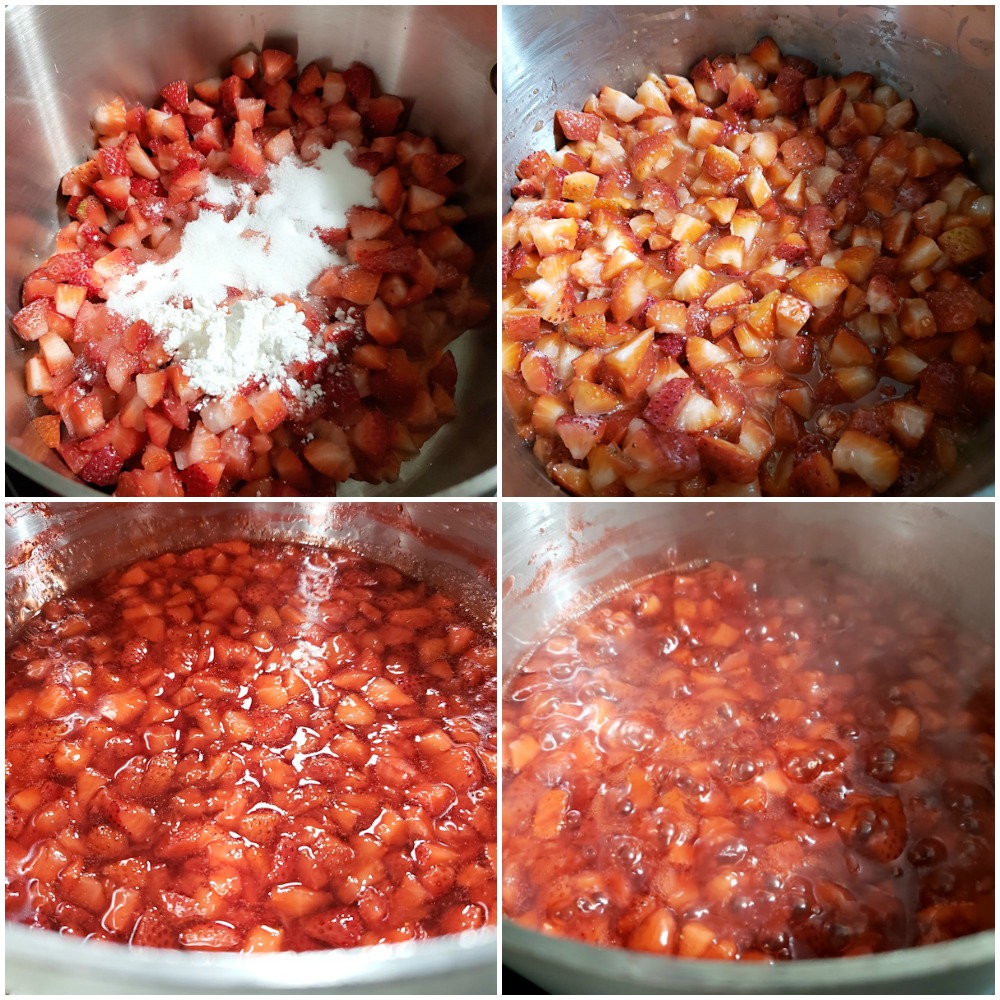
[106,142,378,399]
[151,297,325,399]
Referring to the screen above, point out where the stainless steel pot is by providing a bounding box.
[5,499,497,995]
[5,5,497,498]
[502,500,994,994]
[501,5,995,498]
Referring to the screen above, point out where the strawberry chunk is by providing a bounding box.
[160,80,189,112]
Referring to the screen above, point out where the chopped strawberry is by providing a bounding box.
[343,62,375,100]
[247,389,288,433]
[555,110,602,142]
[180,461,225,496]
[97,147,132,179]
[230,121,265,177]
[78,446,124,487]
[644,380,691,430]
[260,49,296,86]
[348,241,420,273]
[115,467,184,496]
[302,908,364,948]
[159,80,189,113]
[93,176,131,211]
[917,360,965,416]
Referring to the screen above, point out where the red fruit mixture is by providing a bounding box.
[502,37,994,496]
[13,49,489,497]
[6,540,496,951]
[502,557,994,959]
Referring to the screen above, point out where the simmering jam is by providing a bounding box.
[6,540,496,951]
[502,557,994,959]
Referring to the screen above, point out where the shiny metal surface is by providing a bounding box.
[5,5,497,497]
[5,499,497,994]
[501,5,995,498]
[502,500,995,994]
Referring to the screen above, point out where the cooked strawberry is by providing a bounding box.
[302,908,364,948]
[917,360,965,415]
[644,380,691,430]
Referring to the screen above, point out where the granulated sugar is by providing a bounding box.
[105,143,377,398]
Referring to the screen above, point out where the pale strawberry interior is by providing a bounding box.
[502,557,994,959]
[6,540,497,952]
[14,50,489,497]
[502,38,994,497]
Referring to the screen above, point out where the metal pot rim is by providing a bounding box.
[504,919,994,990]
[6,922,497,991]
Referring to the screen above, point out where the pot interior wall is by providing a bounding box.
[503,502,994,671]
[6,4,497,497]
[6,500,496,635]
[501,5,995,497]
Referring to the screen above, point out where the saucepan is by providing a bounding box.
[5,499,497,994]
[501,4,995,497]
[502,500,994,993]
[5,4,497,497]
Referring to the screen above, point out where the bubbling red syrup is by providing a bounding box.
[502,556,993,960]
[6,539,496,951]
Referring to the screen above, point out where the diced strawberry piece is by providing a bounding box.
[12,298,53,341]
[347,207,394,240]
[79,445,124,487]
[115,467,184,496]
[166,157,203,203]
[47,252,95,287]
[340,267,382,305]
[644,380,691,430]
[192,118,226,155]
[235,97,266,128]
[104,347,140,393]
[555,109,602,142]
[917,360,965,416]
[143,409,173,447]
[372,167,404,213]
[32,414,62,449]
[302,908,364,948]
[21,268,58,303]
[93,97,127,136]
[92,247,137,283]
[349,241,420,274]
[93,176,131,211]
[260,49,296,86]
[231,50,259,80]
[25,356,53,395]
[97,147,132,179]
[159,80,189,113]
[360,95,404,136]
[263,128,295,163]
[230,121,265,177]
[343,62,375,100]
[351,409,392,460]
[247,389,288,433]
[180,461,225,496]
